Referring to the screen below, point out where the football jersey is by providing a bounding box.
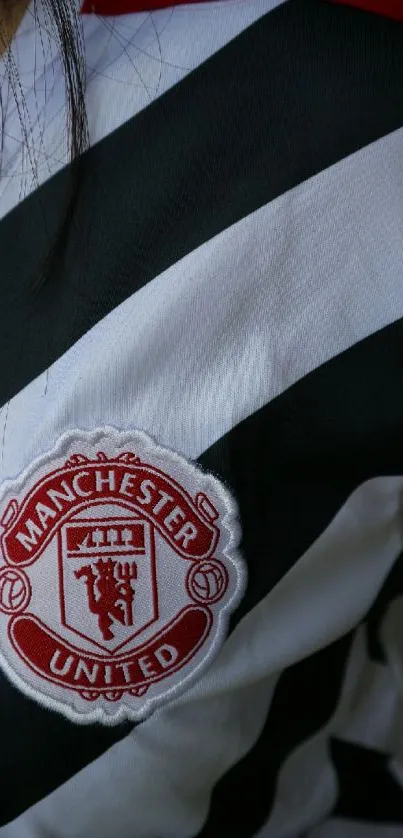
[1,1,403,836]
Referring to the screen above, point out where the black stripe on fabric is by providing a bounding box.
[196,317,403,837]
[1,0,403,408]
[196,633,355,838]
[199,318,403,631]
[331,739,403,822]
[0,680,132,826]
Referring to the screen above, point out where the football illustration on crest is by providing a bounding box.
[0,428,245,724]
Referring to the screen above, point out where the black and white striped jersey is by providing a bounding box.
[1,1,403,835]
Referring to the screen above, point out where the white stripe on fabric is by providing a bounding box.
[2,475,403,837]
[1,127,403,483]
[0,0,285,219]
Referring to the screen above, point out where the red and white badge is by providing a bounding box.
[0,428,245,724]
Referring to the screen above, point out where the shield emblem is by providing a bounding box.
[58,516,158,653]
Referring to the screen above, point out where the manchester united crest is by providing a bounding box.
[0,428,245,724]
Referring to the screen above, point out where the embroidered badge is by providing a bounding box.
[0,428,244,724]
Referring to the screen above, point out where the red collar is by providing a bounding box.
[81,0,403,23]
[327,0,403,23]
